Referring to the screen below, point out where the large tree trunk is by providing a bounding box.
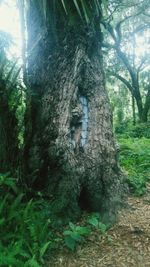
[24,2,125,223]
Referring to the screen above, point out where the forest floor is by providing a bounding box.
[49,184,150,267]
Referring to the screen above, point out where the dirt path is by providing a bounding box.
[49,185,150,267]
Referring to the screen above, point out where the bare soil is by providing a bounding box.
[49,184,150,267]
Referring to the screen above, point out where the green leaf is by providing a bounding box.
[98,223,107,233]
[73,0,82,19]
[10,194,24,210]
[70,232,82,241]
[88,217,99,227]
[0,218,5,225]
[61,0,68,14]
[19,251,30,259]
[40,241,51,258]
[63,230,73,236]
[42,0,47,20]
[80,0,90,24]
[0,195,8,214]
[69,222,75,231]
[76,226,91,235]
[24,257,41,267]
[64,236,76,251]
[94,0,101,16]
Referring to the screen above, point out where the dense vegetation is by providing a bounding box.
[0,0,149,266]
[119,136,150,196]
[0,135,149,266]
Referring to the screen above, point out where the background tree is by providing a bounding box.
[0,31,20,173]
[22,0,125,223]
[108,79,132,129]
[102,0,150,122]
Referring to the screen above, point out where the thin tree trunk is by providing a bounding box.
[132,95,136,125]
[141,88,150,122]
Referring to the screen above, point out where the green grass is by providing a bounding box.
[118,137,150,196]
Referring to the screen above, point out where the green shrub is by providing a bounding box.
[0,174,110,262]
[87,213,108,233]
[116,123,150,139]
[63,222,90,251]
[119,138,150,196]
[0,173,59,266]
[63,213,108,251]
[115,121,130,135]
[127,124,150,138]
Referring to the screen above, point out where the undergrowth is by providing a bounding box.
[0,173,109,265]
[0,173,60,267]
[63,213,108,251]
[1,137,149,266]
[115,122,150,139]
[118,137,150,196]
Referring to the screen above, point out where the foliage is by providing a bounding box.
[63,213,108,251]
[119,137,150,196]
[87,213,108,233]
[116,122,150,138]
[103,0,150,122]
[0,173,60,266]
[0,30,25,157]
[35,0,108,25]
[0,173,109,261]
[63,222,90,251]
[1,2,149,264]
[126,124,150,139]
[0,174,110,258]
[108,82,131,127]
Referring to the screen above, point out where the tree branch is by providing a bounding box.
[137,57,147,73]
[101,42,116,49]
[108,71,134,93]
[129,24,150,37]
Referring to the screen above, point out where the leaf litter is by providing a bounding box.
[48,184,150,267]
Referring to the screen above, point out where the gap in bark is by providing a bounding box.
[78,187,90,211]
[70,94,89,151]
[80,95,88,147]
[32,163,48,191]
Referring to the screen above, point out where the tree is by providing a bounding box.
[0,31,19,173]
[22,0,125,223]
[102,0,150,122]
[108,80,132,128]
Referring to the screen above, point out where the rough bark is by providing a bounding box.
[24,3,125,223]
